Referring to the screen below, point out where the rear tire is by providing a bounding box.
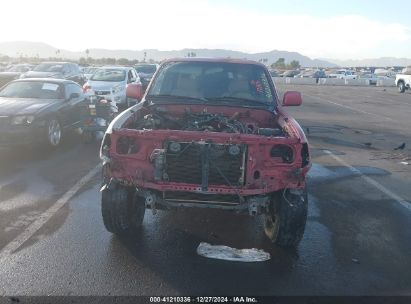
[264,187,308,248]
[398,81,406,93]
[101,186,145,235]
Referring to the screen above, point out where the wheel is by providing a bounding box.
[101,186,145,235]
[264,187,308,248]
[46,119,62,148]
[398,81,405,93]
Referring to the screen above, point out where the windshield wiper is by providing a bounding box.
[205,96,268,105]
[146,94,209,103]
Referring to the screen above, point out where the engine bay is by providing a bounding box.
[133,106,285,137]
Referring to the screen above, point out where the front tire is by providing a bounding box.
[46,119,62,148]
[264,187,308,248]
[101,186,145,235]
[398,81,405,93]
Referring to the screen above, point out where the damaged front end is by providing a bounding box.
[100,103,310,215]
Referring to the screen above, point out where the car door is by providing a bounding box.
[63,83,85,128]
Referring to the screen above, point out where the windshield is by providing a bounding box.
[33,63,63,72]
[7,65,30,72]
[90,69,126,82]
[84,67,97,74]
[0,81,64,99]
[148,61,275,105]
[135,65,157,74]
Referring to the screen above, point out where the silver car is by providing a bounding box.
[84,66,141,106]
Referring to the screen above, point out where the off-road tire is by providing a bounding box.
[101,186,145,235]
[264,187,308,248]
[398,81,406,93]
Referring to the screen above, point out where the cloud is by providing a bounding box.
[1,0,410,59]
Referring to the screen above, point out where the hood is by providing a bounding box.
[87,80,125,91]
[0,97,56,116]
[23,71,63,79]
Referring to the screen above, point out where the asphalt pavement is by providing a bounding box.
[0,85,410,297]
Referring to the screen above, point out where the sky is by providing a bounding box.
[1,0,410,60]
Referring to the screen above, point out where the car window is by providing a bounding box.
[127,70,134,83]
[71,64,80,73]
[34,63,64,72]
[0,81,64,99]
[135,65,157,74]
[131,69,139,81]
[65,83,83,99]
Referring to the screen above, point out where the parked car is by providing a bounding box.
[296,70,326,79]
[0,64,34,87]
[281,70,300,77]
[359,73,378,85]
[21,62,86,85]
[328,69,357,80]
[395,69,411,93]
[134,63,158,90]
[268,69,280,77]
[99,58,311,248]
[0,79,85,148]
[82,66,99,80]
[83,66,142,108]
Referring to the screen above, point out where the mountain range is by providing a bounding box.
[1,41,410,68]
[0,41,336,67]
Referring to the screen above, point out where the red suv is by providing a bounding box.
[100,58,311,247]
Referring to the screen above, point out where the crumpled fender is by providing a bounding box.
[105,102,143,134]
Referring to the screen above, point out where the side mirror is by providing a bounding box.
[126,83,143,101]
[282,91,302,107]
[68,92,80,101]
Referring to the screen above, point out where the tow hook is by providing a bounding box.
[247,196,270,216]
[144,191,157,214]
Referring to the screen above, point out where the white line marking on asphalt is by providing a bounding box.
[323,150,411,212]
[0,164,102,259]
[305,92,393,121]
